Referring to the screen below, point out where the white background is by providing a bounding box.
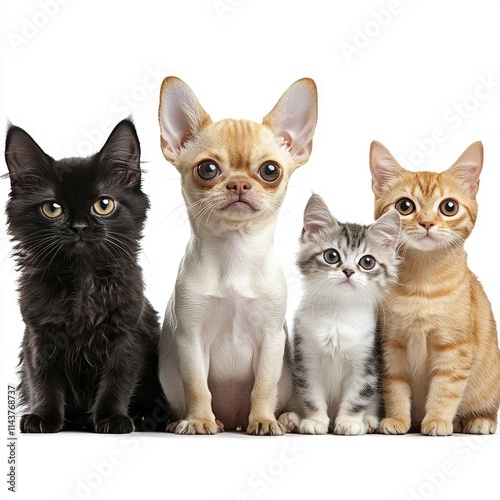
[1,1,500,499]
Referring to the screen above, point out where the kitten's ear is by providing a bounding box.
[446,141,483,197]
[158,76,212,164]
[99,119,141,186]
[4,125,52,191]
[302,194,337,237]
[370,141,405,196]
[369,209,401,251]
[263,78,318,166]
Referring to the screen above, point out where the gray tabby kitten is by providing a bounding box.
[280,194,400,435]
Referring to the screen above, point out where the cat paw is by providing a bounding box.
[95,414,135,434]
[20,414,63,433]
[460,417,497,435]
[247,418,286,436]
[278,412,300,433]
[421,418,453,436]
[334,416,367,436]
[167,418,223,435]
[379,417,410,435]
[364,415,380,434]
[298,418,328,435]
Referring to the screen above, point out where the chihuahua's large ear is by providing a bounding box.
[446,141,483,198]
[369,141,405,196]
[263,78,318,166]
[302,194,337,238]
[158,77,212,163]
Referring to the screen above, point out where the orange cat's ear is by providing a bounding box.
[263,78,318,166]
[302,194,336,237]
[158,77,212,164]
[446,141,483,197]
[370,209,401,251]
[369,141,405,196]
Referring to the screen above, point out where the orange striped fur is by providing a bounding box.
[370,140,500,436]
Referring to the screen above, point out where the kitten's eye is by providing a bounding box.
[41,201,63,219]
[258,162,281,183]
[196,160,220,181]
[93,197,115,216]
[439,198,459,216]
[323,249,341,265]
[395,198,416,215]
[359,255,376,270]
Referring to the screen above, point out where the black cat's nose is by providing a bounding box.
[343,268,355,278]
[71,222,88,235]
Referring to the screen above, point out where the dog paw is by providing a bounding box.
[460,417,497,435]
[167,418,223,435]
[20,414,63,433]
[298,418,328,435]
[278,412,300,433]
[247,418,286,436]
[421,418,453,436]
[379,417,410,435]
[95,414,135,434]
[334,416,367,436]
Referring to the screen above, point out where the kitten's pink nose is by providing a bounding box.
[419,221,435,231]
[227,178,252,195]
[343,269,355,278]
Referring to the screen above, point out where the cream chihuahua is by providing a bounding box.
[158,77,318,435]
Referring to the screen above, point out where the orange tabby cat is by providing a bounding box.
[370,140,500,436]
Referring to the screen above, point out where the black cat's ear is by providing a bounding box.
[4,125,52,192]
[99,119,141,186]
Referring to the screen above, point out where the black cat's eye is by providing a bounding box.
[258,162,281,183]
[41,201,63,219]
[196,160,220,181]
[439,198,459,216]
[323,249,341,265]
[395,198,416,216]
[93,197,116,216]
[359,255,376,270]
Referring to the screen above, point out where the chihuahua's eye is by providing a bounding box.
[41,201,63,219]
[196,160,220,181]
[439,198,459,216]
[323,249,340,265]
[93,197,115,216]
[258,162,281,183]
[395,198,415,216]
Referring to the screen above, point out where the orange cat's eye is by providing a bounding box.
[196,160,220,181]
[395,198,415,216]
[258,162,281,183]
[439,198,459,216]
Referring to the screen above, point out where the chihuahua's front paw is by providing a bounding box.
[20,413,63,433]
[380,417,410,435]
[95,414,135,434]
[278,412,300,433]
[298,418,328,435]
[168,418,223,435]
[421,418,453,436]
[247,418,286,436]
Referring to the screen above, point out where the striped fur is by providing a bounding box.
[370,140,500,436]
[280,194,400,435]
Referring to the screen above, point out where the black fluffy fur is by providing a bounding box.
[5,119,170,433]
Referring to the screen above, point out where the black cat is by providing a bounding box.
[5,119,170,433]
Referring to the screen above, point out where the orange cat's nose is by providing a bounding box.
[419,221,435,231]
[226,178,252,195]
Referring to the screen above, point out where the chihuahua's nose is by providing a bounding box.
[227,178,252,195]
[343,268,355,278]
